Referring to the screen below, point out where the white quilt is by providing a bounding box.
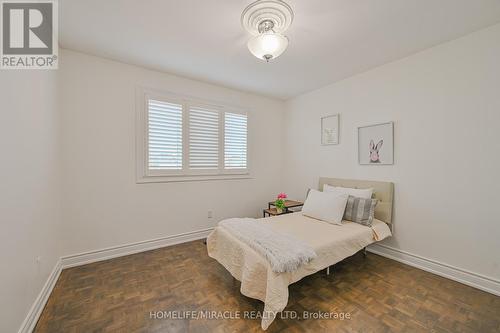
[207,212,392,330]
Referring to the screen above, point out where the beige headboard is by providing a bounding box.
[318,177,394,225]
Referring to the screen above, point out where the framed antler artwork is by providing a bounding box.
[358,122,394,165]
[321,114,339,145]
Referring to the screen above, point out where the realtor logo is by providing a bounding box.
[1,0,58,69]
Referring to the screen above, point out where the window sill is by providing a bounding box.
[136,173,252,184]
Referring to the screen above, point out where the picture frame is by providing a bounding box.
[321,114,339,145]
[358,122,394,165]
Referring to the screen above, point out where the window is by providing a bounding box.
[136,88,249,182]
[148,99,183,171]
[224,112,247,169]
[189,106,219,170]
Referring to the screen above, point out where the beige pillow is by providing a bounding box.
[323,184,373,199]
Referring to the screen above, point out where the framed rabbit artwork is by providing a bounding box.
[358,122,394,165]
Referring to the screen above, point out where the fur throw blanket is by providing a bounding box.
[219,218,317,273]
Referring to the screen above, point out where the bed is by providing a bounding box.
[206,177,394,330]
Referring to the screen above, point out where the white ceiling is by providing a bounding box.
[60,0,500,100]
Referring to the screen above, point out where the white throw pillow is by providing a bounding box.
[302,189,349,225]
[323,184,374,199]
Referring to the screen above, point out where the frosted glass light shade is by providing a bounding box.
[247,32,289,61]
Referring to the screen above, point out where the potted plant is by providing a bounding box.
[275,192,287,214]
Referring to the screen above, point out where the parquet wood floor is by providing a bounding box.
[35,240,500,332]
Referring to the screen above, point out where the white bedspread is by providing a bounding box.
[206,212,392,330]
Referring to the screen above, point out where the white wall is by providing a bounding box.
[0,71,62,332]
[283,24,500,280]
[4,23,500,332]
[59,49,285,256]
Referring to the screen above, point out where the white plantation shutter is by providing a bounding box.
[138,89,250,181]
[189,107,219,169]
[224,112,248,169]
[147,99,183,170]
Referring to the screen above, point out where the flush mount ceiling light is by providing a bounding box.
[241,0,294,62]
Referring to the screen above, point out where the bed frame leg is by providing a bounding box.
[326,266,330,275]
[363,247,367,257]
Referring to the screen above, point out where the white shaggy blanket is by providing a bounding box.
[218,218,317,273]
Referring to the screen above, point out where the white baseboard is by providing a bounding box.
[61,228,213,269]
[18,228,213,333]
[368,244,500,296]
[18,259,62,333]
[18,231,498,333]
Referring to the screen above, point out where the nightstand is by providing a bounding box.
[263,200,304,217]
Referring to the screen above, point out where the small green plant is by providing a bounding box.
[274,192,287,212]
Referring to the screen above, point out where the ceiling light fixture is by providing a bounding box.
[241,0,294,62]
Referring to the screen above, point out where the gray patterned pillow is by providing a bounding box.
[344,195,378,226]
